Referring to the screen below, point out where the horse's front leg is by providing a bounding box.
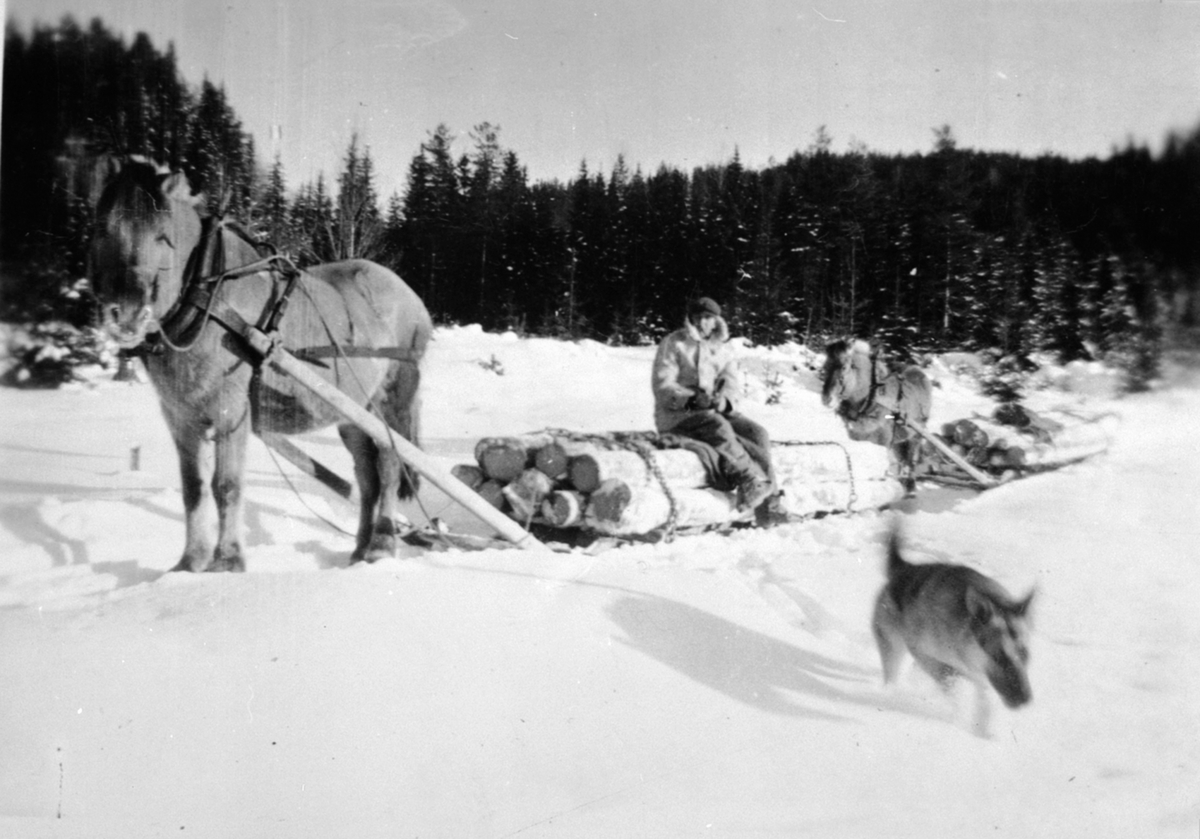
[209,410,250,573]
[169,423,218,572]
[895,431,921,496]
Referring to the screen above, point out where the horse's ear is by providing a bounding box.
[89,156,125,206]
[161,171,190,198]
[160,171,203,208]
[100,155,123,178]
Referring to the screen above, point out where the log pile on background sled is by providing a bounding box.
[924,405,1117,482]
[452,432,905,539]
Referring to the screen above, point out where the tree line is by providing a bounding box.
[5,16,1198,384]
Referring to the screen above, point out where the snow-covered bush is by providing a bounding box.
[2,321,115,387]
[1103,326,1162,393]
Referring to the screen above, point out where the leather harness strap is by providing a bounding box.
[839,352,912,441]
[145,218,415,365]
[292,346,421,364]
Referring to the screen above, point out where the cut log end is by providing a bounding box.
[475,479,508,511]
[534,443,571,479]
[541,490,586,527]
[587,479,634,524]
[502,468,555,521]
[450,463,486,491]
[568,454,604,493]
[477,439,530,482]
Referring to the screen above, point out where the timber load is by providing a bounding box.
[452,431,905,540]
[921,405,1118,483]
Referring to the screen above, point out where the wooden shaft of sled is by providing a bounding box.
[905,421,997,488]
[262,433,354,499]
[246,330,545,550]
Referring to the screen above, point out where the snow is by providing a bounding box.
[1,326,1197,838]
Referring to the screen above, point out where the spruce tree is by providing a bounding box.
[333,133,382,260]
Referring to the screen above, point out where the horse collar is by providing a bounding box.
[152,216,224,344]
[841,352,880,422]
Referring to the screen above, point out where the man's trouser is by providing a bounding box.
[671,410,773,489]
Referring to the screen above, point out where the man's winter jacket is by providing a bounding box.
[651,315,743,432]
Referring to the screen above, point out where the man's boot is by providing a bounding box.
[735,472,773,513]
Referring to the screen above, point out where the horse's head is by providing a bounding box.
[821,338,887,410]
[88,158,203,348]
[820,338,856,409]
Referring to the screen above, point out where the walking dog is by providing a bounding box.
[872,523,1035,736]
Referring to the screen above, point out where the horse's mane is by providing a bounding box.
[824,338,872,360]
[94,157,173,223]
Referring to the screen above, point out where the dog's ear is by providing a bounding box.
[965,587,995,625]
[1012,587,1036,622]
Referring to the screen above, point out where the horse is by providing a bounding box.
[820,338,933,488]
[88,157,433,571]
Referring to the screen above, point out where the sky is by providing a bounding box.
[8,0,1200,198]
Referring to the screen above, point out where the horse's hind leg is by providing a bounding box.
[340,425,379,561]
[339,424,408,563]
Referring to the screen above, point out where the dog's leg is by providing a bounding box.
[871,593,906,683]
[969,677,995,738]
[912,651,960,692]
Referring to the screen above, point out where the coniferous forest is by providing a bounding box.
[4,17,1199,386]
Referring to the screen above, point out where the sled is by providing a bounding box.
[910,408,1118,490]
[447,430,907,546]
[906,422,998,488]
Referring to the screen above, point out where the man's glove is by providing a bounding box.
[712,376,732,414]
[687,390,714,410]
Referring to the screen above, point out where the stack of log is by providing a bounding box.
[451,432,905,538]
[934,407,1117,475]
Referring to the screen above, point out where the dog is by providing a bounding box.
[872,523,1035,736]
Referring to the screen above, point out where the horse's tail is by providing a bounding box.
[397,394,421,501]
[387,304,431,502]
[391,361,423,501]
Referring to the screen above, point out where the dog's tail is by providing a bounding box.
[885,518,909,580]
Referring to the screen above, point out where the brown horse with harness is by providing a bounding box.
[821,338,933,489]
[89,157,434,571]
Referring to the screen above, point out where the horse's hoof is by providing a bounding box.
[206,551,246,573]
[352,518,410,563]
[349,541,393,564]
[170,555,209,572]
[359,536,398,563]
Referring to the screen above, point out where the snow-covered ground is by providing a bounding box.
[0,325,1196,838]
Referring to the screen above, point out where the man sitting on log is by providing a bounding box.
[652,296,778,519]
